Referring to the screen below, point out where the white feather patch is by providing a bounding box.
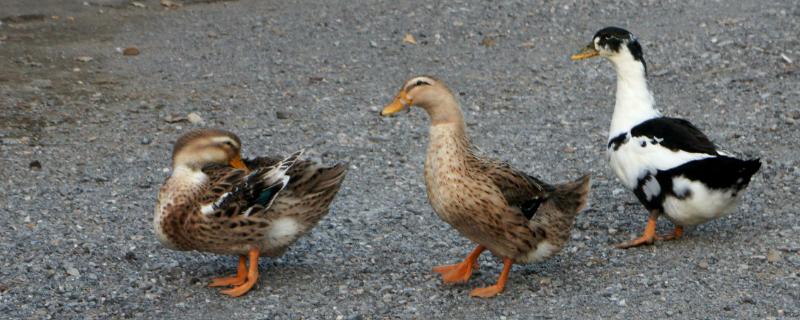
[642,176,661,201]
[609,136,713,189]
[201,192,231,215]
[267,217,301,247]
[171,165,208,186]
[663,176,740,226]
[520,241,558,263]
[200,203,215,215]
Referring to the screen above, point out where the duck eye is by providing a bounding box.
[415,80,430,86]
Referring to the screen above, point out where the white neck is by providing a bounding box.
[170,164,208,186]
[608,52,660,139]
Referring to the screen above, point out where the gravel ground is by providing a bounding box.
[1,0,798,319]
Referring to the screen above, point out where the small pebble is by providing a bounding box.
[766,249,781,263]
[123,47,140,56]
[187,112,204,124]
[539,277,551,286]
[66,267,80,277]
[29,160,42,171]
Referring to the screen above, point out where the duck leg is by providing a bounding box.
[616,211,659,249]
[657,225,684,241]
[220,248,260,297]
[432,245,485,284]
[208,255,247,287]
[469,257,512,298]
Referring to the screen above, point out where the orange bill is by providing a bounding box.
[229,154,248,170]
[381,90,413,116]
[570,44,599,61]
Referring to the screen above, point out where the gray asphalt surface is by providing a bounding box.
[1,0,798,319]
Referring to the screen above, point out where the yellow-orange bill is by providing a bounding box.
[381,91,412,116]
[570,44,599,61]
[229,154,248,170]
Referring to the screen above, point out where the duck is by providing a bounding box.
[154,128,347,297]
[380,76,591,298]
[571,27,761,248]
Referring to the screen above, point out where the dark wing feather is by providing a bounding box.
[200,164,247,205]
[244,156,281,169]
[200,155,297,218]
[480,159,552,220]
[631,117,718,155]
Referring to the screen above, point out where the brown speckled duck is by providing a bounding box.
[154,129,347,297]
[380,76,591,298]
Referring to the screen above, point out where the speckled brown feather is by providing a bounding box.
[403,78,591,263]
[424,123,590,263]
[156,155,347,257]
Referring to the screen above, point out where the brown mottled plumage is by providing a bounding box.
[154,129,347,297]
[381,76,591,298]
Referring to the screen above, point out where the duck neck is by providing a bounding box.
[608,55,659,139]
[421,94,467,128]
[423,96,471,168]
[169,164,208,187]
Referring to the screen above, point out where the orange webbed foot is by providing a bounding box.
[432,263,461,275]
[469,284,505,298]
[656,225,684,241]
[220,274,258,297]
[433,245,485,284]
[439,262,476,284]
[209,256,247,287]
[218,249,260,297]
[615,234,657,249]
[209,275,247,287]
[616,213,658,249]
[469,257,512,298]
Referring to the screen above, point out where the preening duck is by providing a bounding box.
[381,76,591,297]
[154,129,347,296]
[571,27,761,248]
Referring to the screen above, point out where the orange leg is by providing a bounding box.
[469,257,512,298]
[220,248,260,297]
[616,212,659,249]
[432,245,485,284]
[657,225,684,241]
[208,255,247,287]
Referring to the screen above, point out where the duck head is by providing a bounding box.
[171,128,247,171]
[571,26,647,74]
[381,75,462,125]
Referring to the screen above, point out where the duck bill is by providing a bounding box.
[381,91,413,116]
[229,154,248,170]
[570,44,599,61]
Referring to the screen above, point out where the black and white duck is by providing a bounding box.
[571,27,761,248]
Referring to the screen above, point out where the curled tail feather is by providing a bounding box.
[310,163,348,193]
[545,174,591,217]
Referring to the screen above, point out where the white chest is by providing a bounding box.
[608,135,714,190]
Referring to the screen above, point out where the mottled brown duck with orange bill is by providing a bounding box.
[154,129,347,297]
[381,76,591,298]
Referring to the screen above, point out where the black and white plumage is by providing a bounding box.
[572,27,761,247]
